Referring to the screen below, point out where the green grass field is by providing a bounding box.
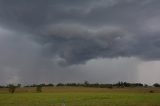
[0,87,160,106]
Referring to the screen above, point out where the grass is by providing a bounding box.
[0,87,160,106]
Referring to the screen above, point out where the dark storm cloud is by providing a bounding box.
[0,0,160,83]
[38,24,132,65]
[0,0,160,65]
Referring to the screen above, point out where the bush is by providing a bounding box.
[149,90,154,93]
[36,85,42,93]
[8,84,16,93]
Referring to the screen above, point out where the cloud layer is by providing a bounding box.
[0,0,160,84]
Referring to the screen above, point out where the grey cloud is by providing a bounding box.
[0,0,157,30]
[36,23,160,65]
[0,0,160,65]
[36,24,132,65]
[0,0,160,84]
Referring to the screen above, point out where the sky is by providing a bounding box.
[0,0,160,85]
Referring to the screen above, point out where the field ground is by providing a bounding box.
[0,87,160,106]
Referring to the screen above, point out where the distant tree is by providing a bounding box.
[36,85,42,93]
[84,81,89,87]
[0,85,5,88]
[153,83,160,87]
[17,84,21,88]
[123,82,130,87]
[107,84,113,89]
[40,83,46,87]
[114,81,123,87]
[8,84,16,93]
[47,83,54,87]
[144,84,148,87]
[57,83,65,86]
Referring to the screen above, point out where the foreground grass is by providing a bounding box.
[0,87,160,106]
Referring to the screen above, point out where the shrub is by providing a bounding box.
[8,84,16,93]
[36,85,42,93]
[149,90,154,93]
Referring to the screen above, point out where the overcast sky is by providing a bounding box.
[0,0,160,85]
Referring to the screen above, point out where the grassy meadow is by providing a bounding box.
[0,87,160,106]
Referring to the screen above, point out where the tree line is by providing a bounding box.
[1,82,160,93]
[1,81,160,88]
[56,81,145,88]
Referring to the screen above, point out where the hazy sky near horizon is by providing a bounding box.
[0,0,160,84]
